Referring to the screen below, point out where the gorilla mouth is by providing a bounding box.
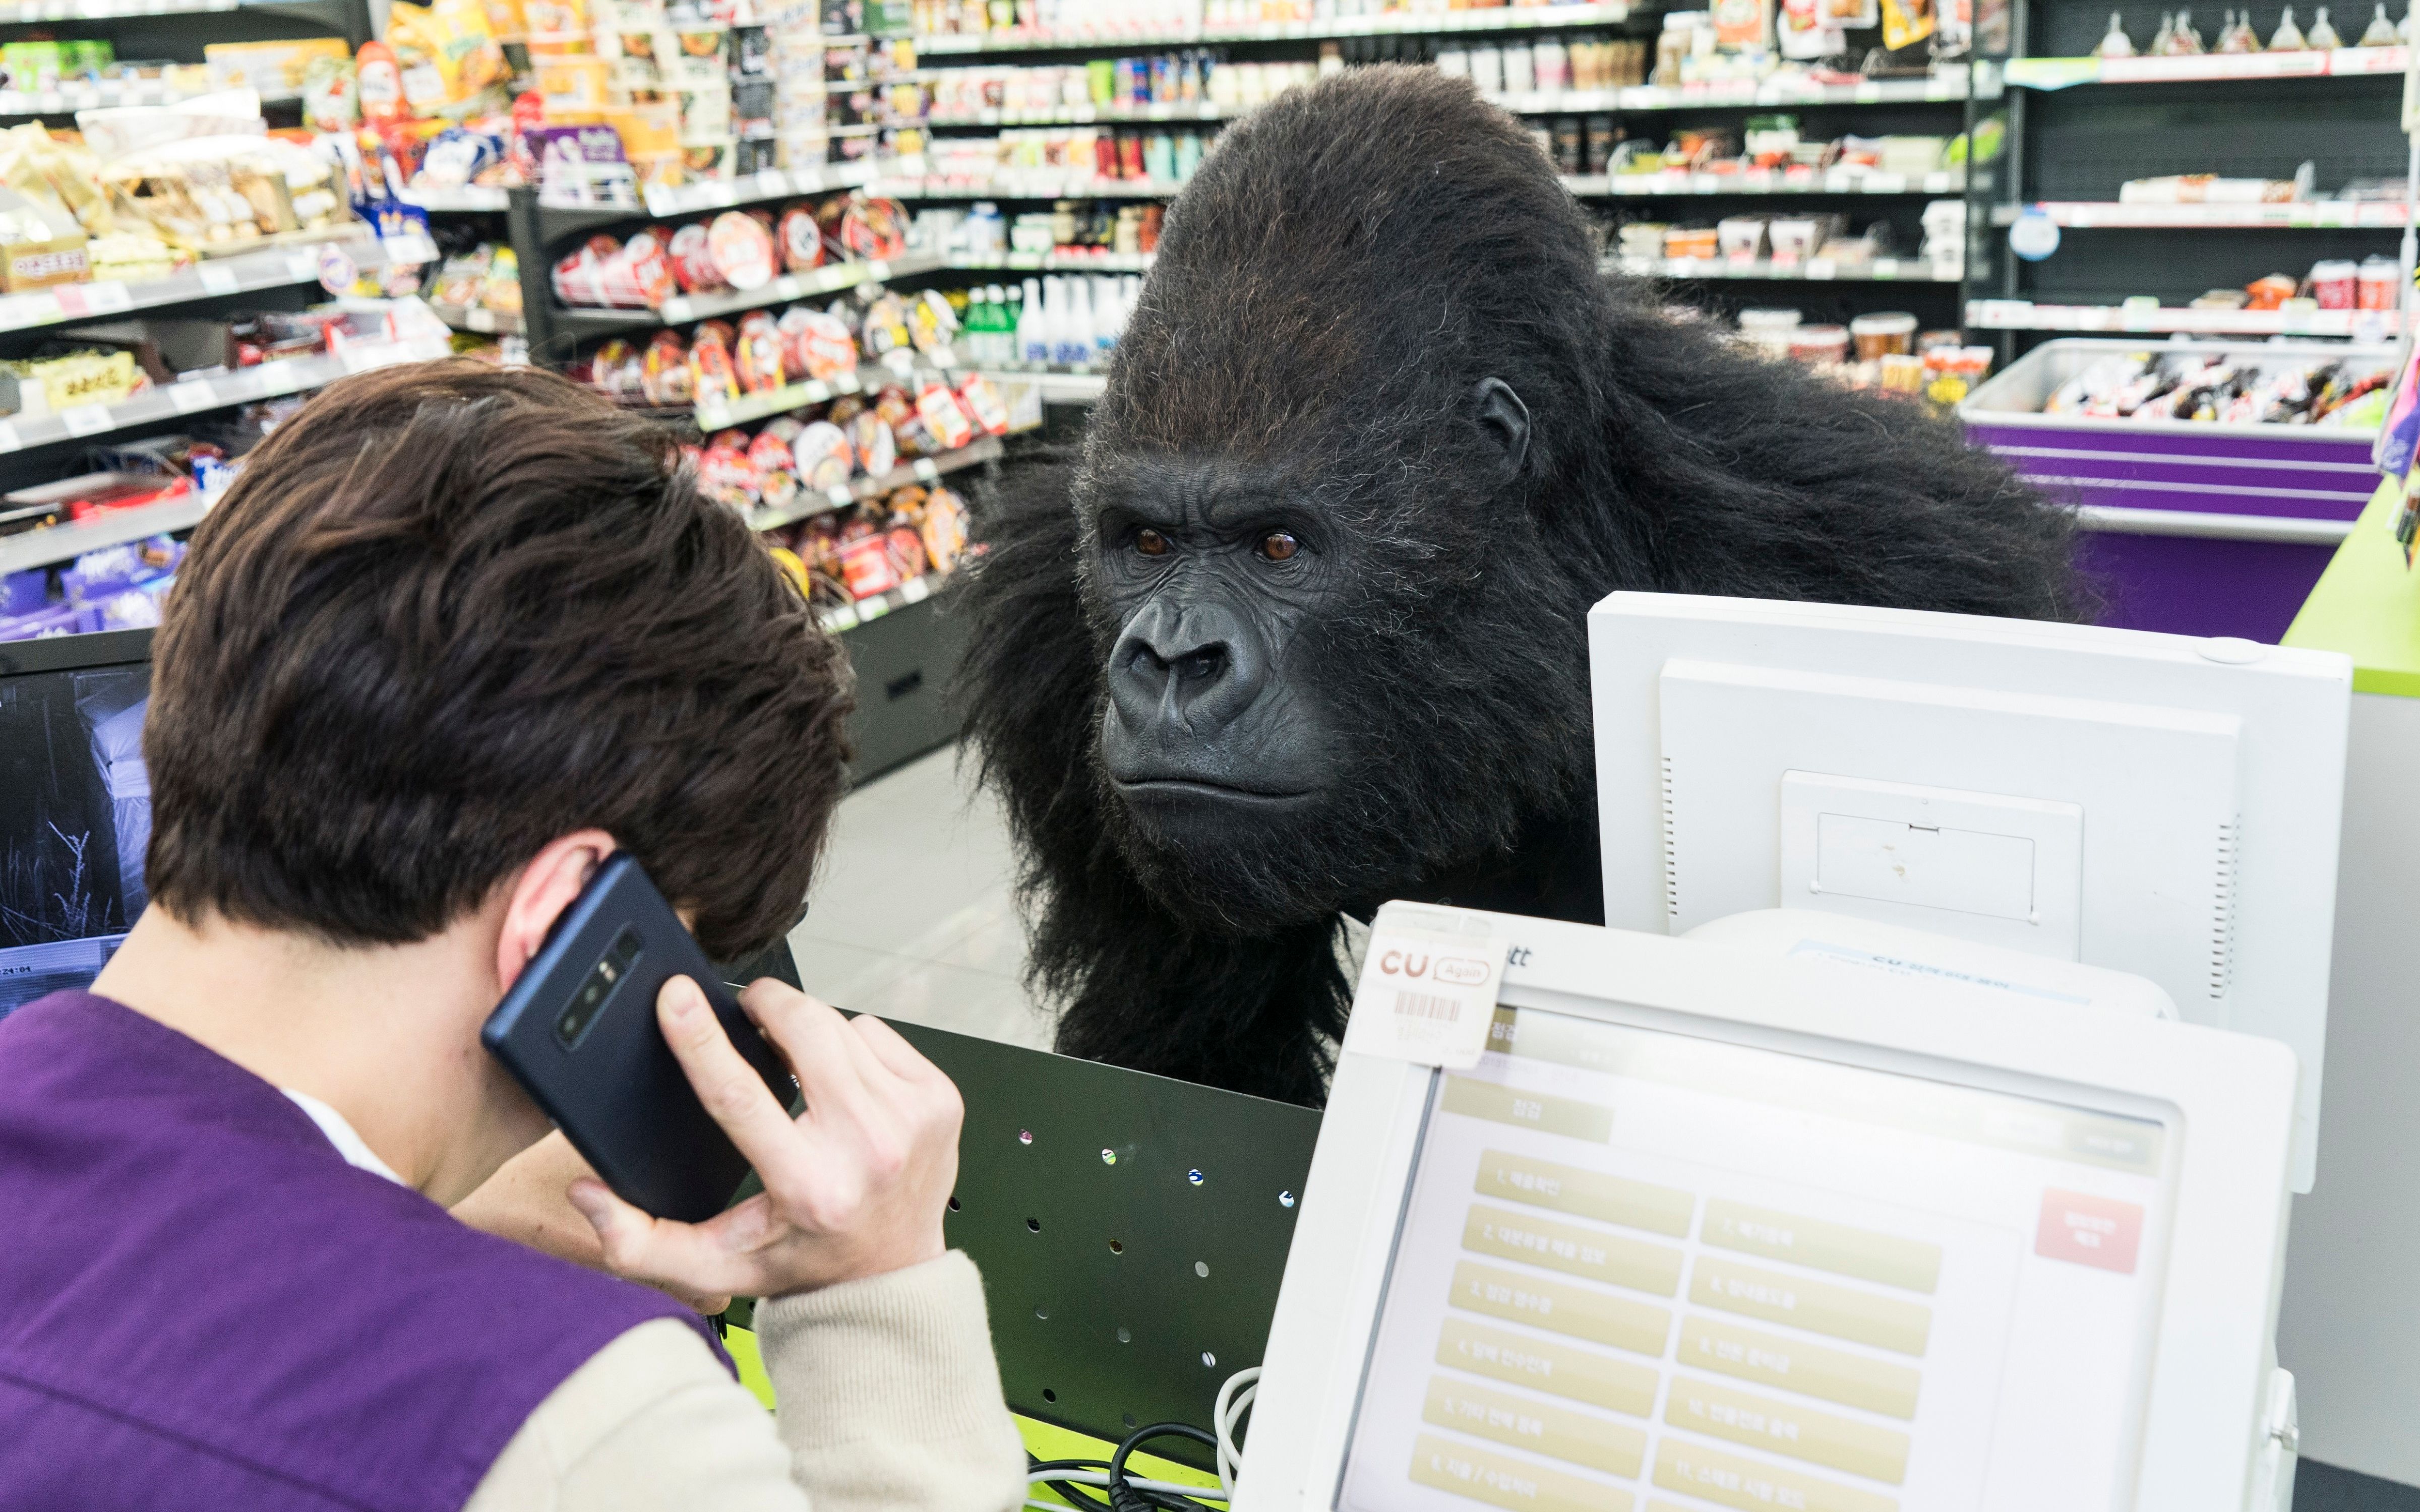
[1113,777,1320,805]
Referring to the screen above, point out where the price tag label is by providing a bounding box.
[169,379,220,413]
[868,259,891,281]
[705,182,738,207]
[0,420,23,453]
[61,403,112,436]
[661,296,693,324]
[1872,258,1901,279]
[36,91,59,113]
[1854,81,1884,102]
[931,345,956,368]
[341,346,388,374]
[286,252,318,281]
[912,457,940,482]
[1341,903,1506,1069]
[0,292,56,329]
[826,484,855,508]
[81,280,129,312]
[859,597,890,622]
[467,308,497,333]
[644,185,674,217]
[753,170,786,200]
[801,381,830,403]
[1865,172,1907,194]
[199,265,240,296]
[899,575,931,603]
[1805,257,1838,280]
[822,606,858,632]
[258,365,302,395]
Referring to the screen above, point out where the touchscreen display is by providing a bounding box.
[1336,1002,2173,1512]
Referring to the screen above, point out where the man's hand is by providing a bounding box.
[565,976,962,1301]
[453,1133,735,1314]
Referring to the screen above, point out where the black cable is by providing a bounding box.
[1106,1423,1219,1512]
[1026,1454,1114,1511]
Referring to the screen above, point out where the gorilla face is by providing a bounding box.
[1080,383,1541,935]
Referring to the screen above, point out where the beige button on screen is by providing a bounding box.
[1700,1200,1943,1295]
[1453,1260,1674,1358]
[1423,1375,1649,1477]
[1442,1078,1615,1143]
[1652,1436,1898,1512]
[1435,1316,1661,1419]
[1410,1431,1637,1512]
[1464,1204,1686,1298]
[1689,1257,1932,1357]
[1676,1316,1922,1420]
[1475,1150,1696,1238]
[1663,1374,1911,1484]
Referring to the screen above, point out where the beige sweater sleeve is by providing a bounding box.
[463,1251,1025,1512]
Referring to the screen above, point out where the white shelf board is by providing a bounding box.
[1994,199,2413,228]
[1966,299,2409,336]
[1568,168,1964,197]
[0,493,208,576]
[910,3,1632,54]
[1609,253,1962,282]
[0,229,422,338]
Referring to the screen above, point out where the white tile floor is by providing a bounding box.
[782,743,1055,1050]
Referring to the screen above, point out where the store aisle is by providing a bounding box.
[783,744,1053,1050]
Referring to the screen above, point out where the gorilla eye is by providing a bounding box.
[1258,531,1300,562]
[1133,528,1170,557]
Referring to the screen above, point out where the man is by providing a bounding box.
[0,362,1026,1511]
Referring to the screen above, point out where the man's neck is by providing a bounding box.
[91,907,542,1204]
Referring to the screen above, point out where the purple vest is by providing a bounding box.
[0,991,725,1512]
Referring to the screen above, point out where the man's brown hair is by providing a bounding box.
[145,360,853,961]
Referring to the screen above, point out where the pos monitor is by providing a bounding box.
[1236,905,2301,1512]
[1587,593,2349,1193]
[0,629,153,1020]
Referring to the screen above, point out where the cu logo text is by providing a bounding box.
[1379,951,1491,986]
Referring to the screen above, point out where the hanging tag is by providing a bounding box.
[1341,903,1507,1069]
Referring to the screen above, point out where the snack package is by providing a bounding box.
[837,530,901,599]
[697,428,756,507]
[792,419,853,490]
[780,306,858,381]
[689,320,740,407]
[920,485,969,573]
[779,205,822,272]
[955,371,1009,435]
[816,191,908,263]
[589,336,644,399]
[388,0,509,116]
[848,409,896,476]
[748,427,799,510]
[859,293,910,357]
[482,245,522,312]
[707,208,776,290]
[909,288,959,354]
[915,381,976,451]
[1881,0,1937,49]
[434,244,493,307]
[884,523,930,582]
[639,328,692,405]
[667,220,727,293]
[734,309,785,392]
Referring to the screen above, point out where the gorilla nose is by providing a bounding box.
[1107,598,1267,740]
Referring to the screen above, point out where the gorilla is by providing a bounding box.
[958,65,2086,1106]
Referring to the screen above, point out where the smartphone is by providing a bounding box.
[481,852,796,1224]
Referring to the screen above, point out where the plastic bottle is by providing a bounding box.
[2362,0,2396,41]
[2175,8,2207,49]
[2309,4,2343,44]
[2272,4,2309,44]
[1018,276,1048,363]
[1092,275,1120,358]
[2150,11,2177,50]
[1053,277,1094,366]
[2096,11,2138,51]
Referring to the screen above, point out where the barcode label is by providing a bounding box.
[1395,990,1463,1022]
[1343,903,1508,1070]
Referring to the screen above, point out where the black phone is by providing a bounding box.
[480,851,796,1224]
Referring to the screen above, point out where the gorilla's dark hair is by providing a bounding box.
[959,66,2087,1105]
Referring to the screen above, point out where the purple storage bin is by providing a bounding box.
[1961,339,2389,642]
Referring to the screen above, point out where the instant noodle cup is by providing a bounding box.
[920,485,969,572]
[1849,311,1916,359]
[780,306,858,382]
[916,381,976,451]
[849,410,896,477]
[909,289,959,353]
[735,310,785,392]
[589,336,644,399]
[689,321,740,407]
[708,209,776,290]
[2309,259,2358,311]
[667,221,727,292]
[551,234,620,307]
[639,329,693,405]
[748,428,798,510]
[838,532,901,599]
[792,419,854,491]
[955,371,1009,435]
[779,205,823,272]
[885,524,930,582]
[859,293,911,358]
[697,431,756,507]
[1787,324,1849,364]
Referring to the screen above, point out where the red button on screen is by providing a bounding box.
[2035,1188,2144,1274]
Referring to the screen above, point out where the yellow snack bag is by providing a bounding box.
[1881,0,1937,48]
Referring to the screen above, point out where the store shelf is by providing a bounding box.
[695,370,867,432]
[910,3,1633,54]
[0,334,450,458]
[0,490,209,575]
[637,159,880,219]
[821,567,950,634]
[926,101,1236,127]
[431,302,523,335]
[974,364,1108,402]
[555,254,950,336]
[941,249,1155,272]
[748,432,1004,534]
[0,0,295,19]
[1991,200,2411,228]
[0,76,215,115]
[882,171,1185,201]
[403,184,511,213]
[1609,253,1961,282]
[1967,299,2408,335]
[0,228,428,337]
[1568,168,1964,197]
[2006,45,2410,90]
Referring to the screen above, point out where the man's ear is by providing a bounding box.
[494,830,620,995]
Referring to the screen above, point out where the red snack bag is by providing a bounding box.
[735,310,786,392]
[689,322,739,407]
[779,306,858,382]
[748,427,798,511]
[640,330,693,405]
[601,227,677,308]
[916,380,976,451]
[698,430,757,508]
[955,370,1009,435]
[838,531,902,599]
[885,523,930,582]
[920,485,969,572]
[668,222,728,293]
[779,205,823,272]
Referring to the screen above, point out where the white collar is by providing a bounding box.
[280,1087,405,1186]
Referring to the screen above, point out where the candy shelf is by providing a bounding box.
[403,185,512,213]
[0,491,209,575]
[910,2,1634,55]
[553,254,950,336]
[1568,169,1966,197]
[0,334,450,460]
[1608,254,1962,282]
[748,432,1005,534]
[0,228,426,337]
[1967,299,2407,335]
[1990,200,2413,228]
[2005,45,2410,89]
[431,302,523,335]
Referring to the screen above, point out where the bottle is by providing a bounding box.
[2309,4,2343,44]
[1018,276,1048,364]
[1053,277,1094,366]
[988,284,1014,363]
[2272,3,2309,43]
[2176,8,2207,49]
[2097,10,2138,53]
[1092,274,1121,359]
[2150,11,2178,49]
[2362,0,2397,41]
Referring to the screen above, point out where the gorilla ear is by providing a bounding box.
[1473,377,1531,484]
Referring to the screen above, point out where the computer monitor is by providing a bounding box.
[1587,593,2350,1193]
[0,628,153,1021]
[1237,904,2300,1512]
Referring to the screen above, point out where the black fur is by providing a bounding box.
[958,66,2086,1105]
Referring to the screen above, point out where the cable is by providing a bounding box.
[1028,1470,1232,1500]
[1107,1423,1219,1512]
[1211,1365,1261,1498]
